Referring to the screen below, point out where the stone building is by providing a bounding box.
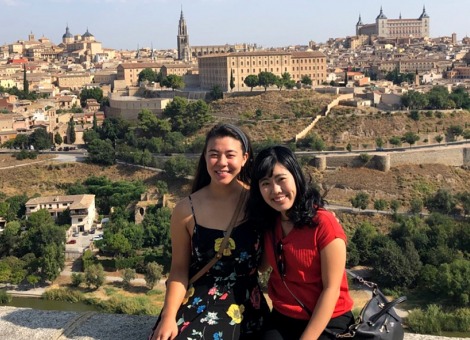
[25,194,96,234]
[198,51,327,92]
[116,62,162,87]
[356,6,430,39]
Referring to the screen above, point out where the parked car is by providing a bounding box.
[90,228,96,234]
[93,235,103,241]
[82,231,89,236]
[72,232,79,237]
[66,239,77,244]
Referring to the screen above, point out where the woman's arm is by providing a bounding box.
[151,200,192,340]
[300,238,347,340]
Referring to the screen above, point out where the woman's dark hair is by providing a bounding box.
[247,145,324,229]
[191,123,253,193]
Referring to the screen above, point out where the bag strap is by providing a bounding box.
[369,295,407,323]
[188,188,247,286]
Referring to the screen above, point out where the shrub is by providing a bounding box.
[0,290,12,304]
[42,288,85,303]
[144,262,163,289]
[71,272,84,287]
[406,305,470,333]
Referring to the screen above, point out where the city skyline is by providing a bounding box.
[1,0,469,50]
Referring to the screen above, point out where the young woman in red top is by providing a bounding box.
[247,146,354,340]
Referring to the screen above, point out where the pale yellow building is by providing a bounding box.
[57,73,93,90]
[116,62,163,86]
[198,51,327,92]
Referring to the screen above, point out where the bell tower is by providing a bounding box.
[177,8,192,62]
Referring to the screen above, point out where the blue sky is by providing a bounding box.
[0,0,469,50]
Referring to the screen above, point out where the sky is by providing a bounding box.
[0,0,469,51]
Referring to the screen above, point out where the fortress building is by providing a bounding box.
[356,6,430,40]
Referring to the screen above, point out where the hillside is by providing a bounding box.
[208,90,470,150]
[1,90,470,212]
[1,155,469,215]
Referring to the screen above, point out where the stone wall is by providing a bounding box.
[311,147,469,172]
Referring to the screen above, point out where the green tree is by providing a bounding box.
[409,198,424,215]
[155,180,169,195]
[456,191,470,215]
[144,262,163,289]
[29,128,52,150]
[374,199,388,212]
[230,69,235,92]
[83,129,100,145]
[138,68,157,83]
[346,143,352,152]
[13,134,29,149]
[390,199,401,213]
[244,75,258,91]
[258,71,277,91]
[434,135,444,144]
[40,243,64,281]
[372,237,421,288]
[402,131,420,148]
[92,112,98,130]
[68,117,76,144]
[106,233,132,256]
[426,189,456,215]
[351,222,377,264]
[26,274,40,288]
[137,109,171,139]
[401,91,428,109]
[375,137,384,149]
[427,86,449,109]
[79,87,103,108]
[71,272,84,287]
[87,139,115,165]
[409,110,420,121]
[23,65,29,93]
[142,206,172,258]
[209,85,223,101]
[54,132,63,146]
[389,136,402,148]
[121,268,136,288]
[300,75,313,87]
[447,125,463,141]
[462,130,470,140]
[350,192,370,210]
[163,155,195,179]
[160,75,185,91]
[85,263,105,289]
[0,221,21,256]
[435,259,470,305]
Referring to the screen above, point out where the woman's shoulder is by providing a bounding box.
[172,196,193,220]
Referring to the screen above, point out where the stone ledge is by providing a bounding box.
[0,307,468,340]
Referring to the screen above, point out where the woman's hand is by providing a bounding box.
[149,316,179,340]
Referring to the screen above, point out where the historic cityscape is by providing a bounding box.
[1,3,470,340]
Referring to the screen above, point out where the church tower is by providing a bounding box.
[177,9,192,62]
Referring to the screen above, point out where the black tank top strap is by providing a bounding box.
[188,195,198,225]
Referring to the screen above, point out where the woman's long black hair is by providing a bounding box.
[191,124,253,193]
[247,145,324,230]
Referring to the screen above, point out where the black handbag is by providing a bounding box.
[332,270,407,340]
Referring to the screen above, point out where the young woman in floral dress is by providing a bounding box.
[149,124,269,340]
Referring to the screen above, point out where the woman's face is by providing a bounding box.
[259,162,297,215]
[205,136,248,186]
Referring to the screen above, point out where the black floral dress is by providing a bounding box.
[171,199,269,340]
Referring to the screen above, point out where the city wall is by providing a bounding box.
[311,147,470,172]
